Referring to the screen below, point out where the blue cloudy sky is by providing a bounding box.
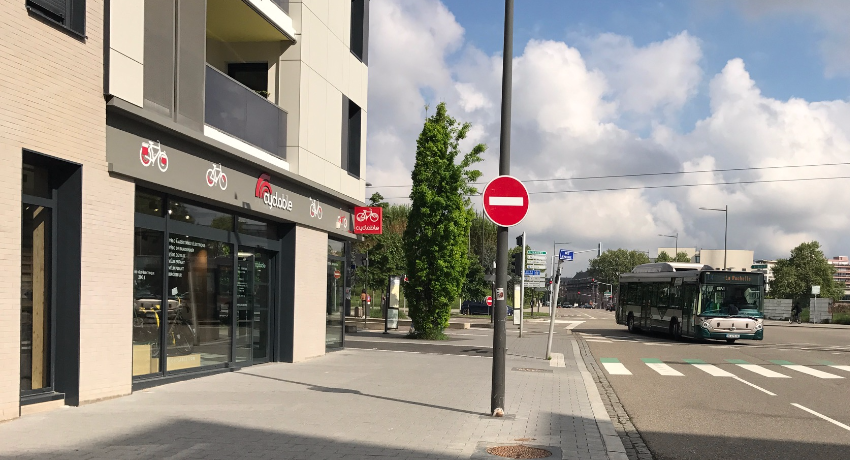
[364,0,850,274]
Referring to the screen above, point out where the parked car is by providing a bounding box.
[461,301,490,315]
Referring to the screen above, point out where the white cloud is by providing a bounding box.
[366,1,850,274]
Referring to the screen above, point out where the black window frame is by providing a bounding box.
[26,0,86,37]
[341,96,362,179]
[349,0,369,64]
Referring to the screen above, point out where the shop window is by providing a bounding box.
[167,234,233,368]
[132,228,164,376]
[26,0,86,37]
[169,200,233,232]
[237,216,277,240]
[135,191,164,217]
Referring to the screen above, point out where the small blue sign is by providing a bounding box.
[559,249,574,261]
[524,269,541,276]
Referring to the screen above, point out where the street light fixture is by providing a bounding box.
[658,232,678,256]
[699,205,728,270]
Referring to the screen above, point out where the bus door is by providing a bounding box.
[681,283,698,336]
[641,283,653,329]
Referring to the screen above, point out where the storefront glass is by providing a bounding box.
[236,248,273,363]
[132,228,164,376]
[20,204,52,391]
[326,240,346,349]
[169,199,233,231]
[167,234,233,369]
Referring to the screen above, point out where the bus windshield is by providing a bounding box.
[699,284,763,317]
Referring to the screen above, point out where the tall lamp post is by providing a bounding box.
[658,232,678,258]
[699,205,728,270]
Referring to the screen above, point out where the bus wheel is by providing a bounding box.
[670,319,682,340]
[627,314,636,333]
[726,338,737,344]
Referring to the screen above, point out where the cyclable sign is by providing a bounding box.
[353,206,383,234]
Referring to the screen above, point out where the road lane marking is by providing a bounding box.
[770,360,844,379]
[727,359,790,378]
[685,359,735,377]
[549,352,566,367]
[584,339,613,343]
[733,377,777,396]
[821,362,850,373]
[600,358,632,375]
[792,404,850,432]
[563,321,586,330]
[642,358,684,376]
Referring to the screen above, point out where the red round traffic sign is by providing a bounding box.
[482,175,529,227]
[486,296,493,307]
[333,270,341,279]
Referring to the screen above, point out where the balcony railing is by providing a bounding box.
[204,64,287,159]
[271,0,289,14]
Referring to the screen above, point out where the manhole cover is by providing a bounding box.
[511,367,553,373]
[486,445,552,459]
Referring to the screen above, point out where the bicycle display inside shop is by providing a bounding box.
[132,189,280,379]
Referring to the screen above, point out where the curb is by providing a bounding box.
[764,321,850,330]
[570,338,629,460]
[575,335,655,460]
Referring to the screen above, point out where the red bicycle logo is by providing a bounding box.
[140,141,168,172]
[336,214,348,229]
[310,198,323,219]
[356,208,380,223]
[206,163,227,190]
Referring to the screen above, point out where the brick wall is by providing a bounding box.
[0,1,134,420]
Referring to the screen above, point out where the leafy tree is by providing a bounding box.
[469,210,498,270]
[674,251,692,262]
[588,249,651,287]
[352,204,409,292]
[771,241,843,304]
[656,251,673,263]
[461,258,490,302]
[403,103,485,339]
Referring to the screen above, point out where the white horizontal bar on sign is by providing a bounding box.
[489,197,524,206]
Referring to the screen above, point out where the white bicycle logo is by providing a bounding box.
[337,215,348,229]
[206,163,228,190]
[356,208,380,223]
[140,141,168,172]
[310,199,323,219]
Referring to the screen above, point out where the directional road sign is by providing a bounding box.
[525,282,545,288]
[524,269,541,276]
[527,250,546,255]
[526,264,547,270]
[482,175,529,227]
[526,255,547,262]
[558,249,574,261]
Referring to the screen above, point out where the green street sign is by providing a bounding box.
[751,264,767,269]
[527,250,547,255]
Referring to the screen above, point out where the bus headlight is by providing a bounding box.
[755,319,763,330]
[702,321,711,330]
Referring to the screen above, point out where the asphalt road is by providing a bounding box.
[576,309,850,460]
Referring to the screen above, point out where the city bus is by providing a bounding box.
[616,263,765,343]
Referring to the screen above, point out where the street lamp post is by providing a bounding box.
[699,206,728,270]
[658,232,678,258]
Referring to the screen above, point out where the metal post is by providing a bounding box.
[724,205,728,270]
[546,261,562,359]
[520,231,526,338]
[491,0,513,418]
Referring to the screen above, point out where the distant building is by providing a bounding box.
[751,260,777,292]
[656,248,754,272]
[827,256,850,296]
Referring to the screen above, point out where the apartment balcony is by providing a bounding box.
[206,0,296,43]
[204,64,287,162]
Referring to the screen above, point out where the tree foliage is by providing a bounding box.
[403,103,485,339]
[656,251,672,263]
[770,241,843,304]
[461,258,490,302]
[657,251,691,263]
[674,251,692,262]
[352,195,409,291]
[588,249,651,287]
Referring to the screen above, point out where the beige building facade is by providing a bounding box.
[657,248,755,272]
[1,0,368,421]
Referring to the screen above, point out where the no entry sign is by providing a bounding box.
[486,296,493,307]
[482,175,529,227]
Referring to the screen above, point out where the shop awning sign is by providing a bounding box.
[353,207,383,234]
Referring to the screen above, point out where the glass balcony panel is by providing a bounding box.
[205,64,287,159]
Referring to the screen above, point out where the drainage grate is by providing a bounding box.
[511,367,553,373]
[486,445,553,459]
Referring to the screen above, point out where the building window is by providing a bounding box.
[26,0,86,36]
[341,98,362,178]
[227,63,270,98]
[350,0,369,64]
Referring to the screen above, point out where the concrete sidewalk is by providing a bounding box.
[764,319,850,329]
[0,324,624,460]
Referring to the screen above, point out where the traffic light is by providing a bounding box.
[597,242,602,257]
[511,252,523,276]
[516,235,523,247]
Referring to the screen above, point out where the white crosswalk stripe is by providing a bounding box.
[644,360,684,376]
[734,364,790,378]
[779,364,843,379]
[830,365,850,373]
[692,363,736,377]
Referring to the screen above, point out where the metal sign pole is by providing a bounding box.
[519,231,526,337]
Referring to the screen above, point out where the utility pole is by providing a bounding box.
[545,260,562,359]
[491,0,513,418]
